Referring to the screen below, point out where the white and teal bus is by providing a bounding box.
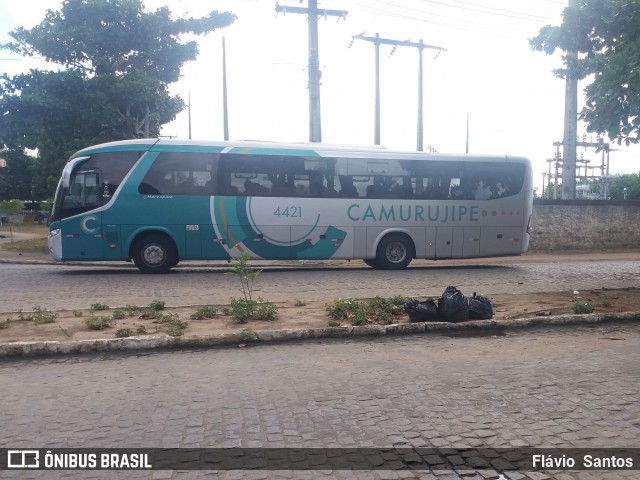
[48,139,533,273]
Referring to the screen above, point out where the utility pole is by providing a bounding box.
[275,1,347,143]
[222,37,229,141]
[352,33,445,150]
[562,0,578,199]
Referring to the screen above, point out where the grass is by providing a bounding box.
[327,296,407,326]
[0,224,48,252]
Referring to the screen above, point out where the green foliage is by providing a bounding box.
[112,310,126,320]
[608,174,640,200]
[294,300,307,307]
[90,302,110,311]
[572,302,595,314]
[17,306,58,324]
[240,328,258,342]
[115,328,133,338]
[136,325,147,335]
[252,302,279,321]
[222,299,278,323]
[153,312,179,324]
[327,296,407,326]
[149,300,166,311]
[166,319,188,337]
[0,199,25,242]
[190,306,218,320]
[85,316,113,330]
[138,302,170,319]
[73,310,84,317]
[225,253,263,303]
[125,305,142,316]
[0,319,11,329]
[530,0,640,144]
[0,0,235,199]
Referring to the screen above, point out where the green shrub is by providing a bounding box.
[125,304,142,316]
[112,310,126,320]
[32,306,58,324]
[253,301,278,321]
[90,302,110,311]
[85,316,113,330]
[154,312,179,324]
[223,298,278,322]
[327,296,405,326]
[0,319,11,329]
[149,300,165,311]
[136,325,147,334]
[241,328,258,342]
[166,319,188,337]
[190,306,218,320]
[294,300,307,307]
[115,328,133,338]
[73,310,84,317]
[223,299,254,323]
[572,302,595,314]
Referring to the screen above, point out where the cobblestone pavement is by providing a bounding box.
[1,259,640,312]
[2,325,639,479]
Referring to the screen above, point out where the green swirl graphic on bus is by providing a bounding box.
[210,196,346,259]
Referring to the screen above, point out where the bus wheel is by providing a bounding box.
[132,234,177,274]
[376,234,414,269]
[363,259,379,268]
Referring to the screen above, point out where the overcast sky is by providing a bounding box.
[2,0,639,192]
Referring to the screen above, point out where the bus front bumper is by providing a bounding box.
[48,229,63,261]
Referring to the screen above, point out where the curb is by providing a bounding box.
[1,312,638,359]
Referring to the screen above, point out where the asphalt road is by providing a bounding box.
[1,259,640,312]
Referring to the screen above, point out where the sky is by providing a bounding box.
[1,0,639,193]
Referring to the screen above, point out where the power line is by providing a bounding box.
[415,0,548,21]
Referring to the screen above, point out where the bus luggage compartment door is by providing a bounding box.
[481,226,523,256]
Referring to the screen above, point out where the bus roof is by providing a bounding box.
[71,138,530,165]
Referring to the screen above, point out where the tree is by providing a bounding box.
[530,0,640,145]
[0,0,235,198]
[0,199,25,243]
[608,174,640,200]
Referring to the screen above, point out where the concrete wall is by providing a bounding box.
[530,200,640,251]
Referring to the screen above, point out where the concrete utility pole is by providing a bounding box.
[352,33,445,150]
[222,37,229,141]
[275,1,348,143]
[562,0,578,199]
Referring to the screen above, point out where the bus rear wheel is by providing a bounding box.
[132,234,177,274]
[375,234,414,270]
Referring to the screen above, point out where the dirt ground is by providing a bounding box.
[1,224,640,344]
[1,288,639,345]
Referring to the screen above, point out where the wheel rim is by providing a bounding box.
[385,241,407,264]
[142,244,166,266]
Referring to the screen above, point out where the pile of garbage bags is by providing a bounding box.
[404,286,493,323]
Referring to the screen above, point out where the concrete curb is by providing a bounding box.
[1,311,638,359]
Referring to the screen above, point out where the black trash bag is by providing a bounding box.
[437,286,469,322]
[467,294,494,320]
[404,300,439,322]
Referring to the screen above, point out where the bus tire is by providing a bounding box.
[375,233,414,270]
[132,234,177,274]
[363,259,379,268]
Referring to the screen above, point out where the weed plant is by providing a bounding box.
[572,302,595,314]
[190,306,218,320]
[115,328,133,338]
[90,302,110,311]
[85,317,113,330]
